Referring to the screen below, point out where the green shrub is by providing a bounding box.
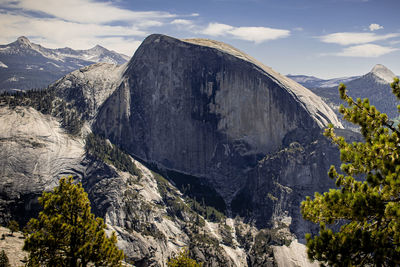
[7,220,19,236]
[0,250,10,267]
[167,248,202,267]
[85,133,141,178]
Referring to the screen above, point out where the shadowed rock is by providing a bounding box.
[94,34,342,207]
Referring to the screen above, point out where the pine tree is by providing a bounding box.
[167,248,202,267]
[6,220,19,236]
[0,250,10,267]
[23,176,124,267]
[301,78,400,266]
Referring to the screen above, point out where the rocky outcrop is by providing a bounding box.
[86,157,246,267]
[94,34,342,207]
[273,240,318,267]
[0,106,85,224]
[0,105,251,266]
[0,227,28,266]
[50,62,126,122]
[232,128,361,238]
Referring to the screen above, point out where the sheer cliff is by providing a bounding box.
[94,34,342,209]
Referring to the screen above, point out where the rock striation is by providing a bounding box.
[0,106,85,223]
[50,62,126,122]
[94,34,342,207]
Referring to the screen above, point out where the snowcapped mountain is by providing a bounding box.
[0,36,130,92]
[287,74,359,89]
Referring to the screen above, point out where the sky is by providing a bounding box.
[0,0,399,78]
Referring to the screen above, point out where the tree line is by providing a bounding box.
[0,89,83,135]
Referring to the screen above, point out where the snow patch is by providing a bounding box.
[0,61,7,68]
[47,61,60,68]
[318,76,359,88]
[6,76,19,82]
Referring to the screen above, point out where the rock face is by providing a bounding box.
[0,105,252,266]
[0,226,28,267]
[272,240,318,267]
[94,34,342,206]
[232,128,361,235]
[50,62,126,122]
[0,106,85,223]
[369,64,397,84]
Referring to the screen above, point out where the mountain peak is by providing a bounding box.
[369,64,396,83]
[89,44,107,52]
[16,36,32,47]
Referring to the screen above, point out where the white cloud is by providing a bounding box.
[202,23,290,43]
[0,0,290,53]
[229,27,290,43]
[137,21,163,28]
[336,44,398,57]
[2,0,176,24]
[320,32,399,45]
[171,19,193,26]
[202,23,234,36]
[369,23,383,31]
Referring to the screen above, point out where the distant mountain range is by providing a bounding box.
[287,74,360,89]
[0,36,129,92]
[306,64,399,128]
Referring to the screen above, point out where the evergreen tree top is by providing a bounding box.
[301,78,400,266]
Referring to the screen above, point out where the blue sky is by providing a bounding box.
[0,0,399,78]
